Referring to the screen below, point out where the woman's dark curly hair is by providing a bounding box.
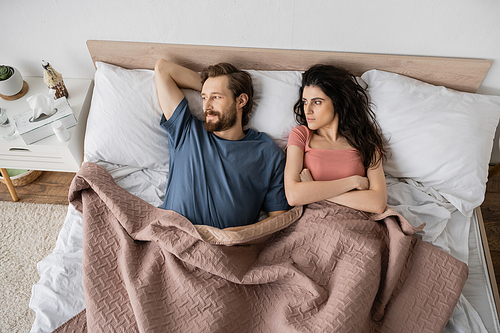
[294,64,386,169]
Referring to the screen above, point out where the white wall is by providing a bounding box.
[2,0,500,162]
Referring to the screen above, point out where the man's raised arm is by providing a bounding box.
[154,59,202,120]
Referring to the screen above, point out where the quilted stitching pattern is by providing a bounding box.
[55,162,468,333]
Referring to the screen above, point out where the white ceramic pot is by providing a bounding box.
[0,67,23,96]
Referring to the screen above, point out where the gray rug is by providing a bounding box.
[0,201,68,333]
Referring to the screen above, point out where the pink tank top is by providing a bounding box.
[287,125,365,181]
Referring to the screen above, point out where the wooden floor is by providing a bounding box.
[0,171,75,205]
[1,170,500,289]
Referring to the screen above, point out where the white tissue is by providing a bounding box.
[26,90,57,121]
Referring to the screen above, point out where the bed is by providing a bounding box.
[29,40,500,332]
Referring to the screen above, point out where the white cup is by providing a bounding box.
[52,120,70,142]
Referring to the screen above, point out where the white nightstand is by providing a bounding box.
[0,76,93,201]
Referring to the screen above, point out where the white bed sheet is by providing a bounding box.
[30,204,84,333]
[29,161,167,333]
[386,176,500,333]
[29,165,500,333]
[462,211,500,333]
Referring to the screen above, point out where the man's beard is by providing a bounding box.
[204,102,238,132]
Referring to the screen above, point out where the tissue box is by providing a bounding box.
[13,97,77,145]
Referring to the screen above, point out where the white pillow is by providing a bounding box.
[85,63,302,171]
[362,69,500,216]
[246,70,302,149]
[84,62,169,171]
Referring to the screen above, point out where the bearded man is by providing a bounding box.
[155,59,289,229]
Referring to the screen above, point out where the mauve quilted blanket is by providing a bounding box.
[56,162,468,333]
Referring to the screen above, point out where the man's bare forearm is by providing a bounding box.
[154,59,202,120]
[155,59,202,91]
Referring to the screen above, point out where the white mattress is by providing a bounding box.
[461,211,500,333]
[29,164,500,332]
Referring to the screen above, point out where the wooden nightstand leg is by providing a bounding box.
[489,163,500,180]
[0,168,19,202]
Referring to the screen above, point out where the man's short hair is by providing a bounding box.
[201,63,253,127]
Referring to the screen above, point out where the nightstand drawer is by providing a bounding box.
[0,144,79,171]
[1,144,58,155]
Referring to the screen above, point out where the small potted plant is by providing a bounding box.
[0,65,27,100]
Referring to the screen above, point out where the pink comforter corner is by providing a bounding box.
[57,162,468,332]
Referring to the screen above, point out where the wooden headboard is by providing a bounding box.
[87,40,491,93]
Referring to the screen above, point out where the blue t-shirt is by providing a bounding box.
[160,98,289,229]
